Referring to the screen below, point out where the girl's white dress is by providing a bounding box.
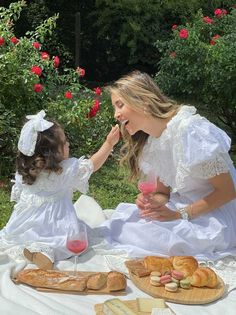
[100,106,236,261]
[0,157,93,261]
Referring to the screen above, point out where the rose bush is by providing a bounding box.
[0,1,115,177]
[155,6,236,142]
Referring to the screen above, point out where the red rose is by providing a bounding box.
[172,24,177,30]
[222,9,228,15]
[64,91,73,99]
[88,99,100,118]
[53,56,60,68]
[214,8,222,16]
[179,29,189,39]
[94,87,102,96]
[210,34,220,45]
[32,42,41,49]
[34,83,43,93]
[41,52,49,60]
[0,37,5,46]
[203,16,213,24]
[10,37,19,44]
[76,67,85,77]
[170,51,177,58]
[31,65,42,76]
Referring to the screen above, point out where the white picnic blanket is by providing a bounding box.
[1,250,236,315]
[0,195,236,315]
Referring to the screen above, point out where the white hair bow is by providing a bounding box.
[18,110,54,156]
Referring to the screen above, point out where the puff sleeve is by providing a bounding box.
[10,172,23,202]
[61,157,94,194]
[181,117,232,179]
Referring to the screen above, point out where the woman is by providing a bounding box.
[100,70,236,261]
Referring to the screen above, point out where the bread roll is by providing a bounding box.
[190,267,218,288]
[107,271,127,291]
[16,269,87,291]
[125,259,150,277]
[169,256,198,277]
[87,273,107,290]
[143,256,173,275]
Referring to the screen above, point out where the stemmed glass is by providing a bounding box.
[66,222,88,275]
[138,171,157,196]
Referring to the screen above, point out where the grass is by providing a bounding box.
[0,158,138,229]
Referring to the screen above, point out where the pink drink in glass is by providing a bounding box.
[66,240,88,254]
[138,181,157,195]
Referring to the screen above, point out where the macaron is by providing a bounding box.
[171,277,180,286]
[165,282,178,292]
[171,270,184,280]
[180,278,191,289]
[160,274,172,285]
[150,275,161,286]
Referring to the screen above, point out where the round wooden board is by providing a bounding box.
[129,271,226,304]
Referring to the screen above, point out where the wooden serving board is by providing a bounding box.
[13,271,127,295]
[128,271,225,304]
[95,300,173,315]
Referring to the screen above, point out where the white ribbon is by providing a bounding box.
[18,110,54,156]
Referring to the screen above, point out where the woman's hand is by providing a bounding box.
[140,204,180,221]
[136,193,180,221]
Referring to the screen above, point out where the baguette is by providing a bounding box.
[106,271,127,291]
[16,269,87,291]
[87,272,107,290]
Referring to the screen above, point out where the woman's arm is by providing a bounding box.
[140,172,236,221]
[187,172,236,219]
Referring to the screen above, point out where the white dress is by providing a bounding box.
[100,106,236,261]
[0,157,93,261]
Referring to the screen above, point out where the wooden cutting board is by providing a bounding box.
[128,271,225,304]
[13,271,127,295]
[94,300,174,315]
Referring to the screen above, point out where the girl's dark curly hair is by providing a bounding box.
[16,121,65,185]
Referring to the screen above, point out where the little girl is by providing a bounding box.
[0,110,120,269]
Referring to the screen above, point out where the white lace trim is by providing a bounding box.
[192,155,229,179]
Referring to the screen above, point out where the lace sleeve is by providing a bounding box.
[191,154,230,179]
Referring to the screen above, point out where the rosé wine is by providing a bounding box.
[66,240,88,254]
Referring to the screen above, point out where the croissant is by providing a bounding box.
[190,267,218,288]
[143,256,173,275]
[169,256,198,277]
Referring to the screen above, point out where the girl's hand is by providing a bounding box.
[106,124,120,147]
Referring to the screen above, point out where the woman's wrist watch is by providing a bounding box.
[178,207,190,220]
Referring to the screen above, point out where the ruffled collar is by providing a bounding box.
[146,105,197,151]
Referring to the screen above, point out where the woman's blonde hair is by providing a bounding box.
[108,70,180,180]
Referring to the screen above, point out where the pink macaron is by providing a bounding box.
[171,270,184,280]
[160,274,172,284]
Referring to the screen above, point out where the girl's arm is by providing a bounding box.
[90,124,120,172]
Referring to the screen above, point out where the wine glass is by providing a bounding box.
[66,222,88,275]
[138,171,157,196]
